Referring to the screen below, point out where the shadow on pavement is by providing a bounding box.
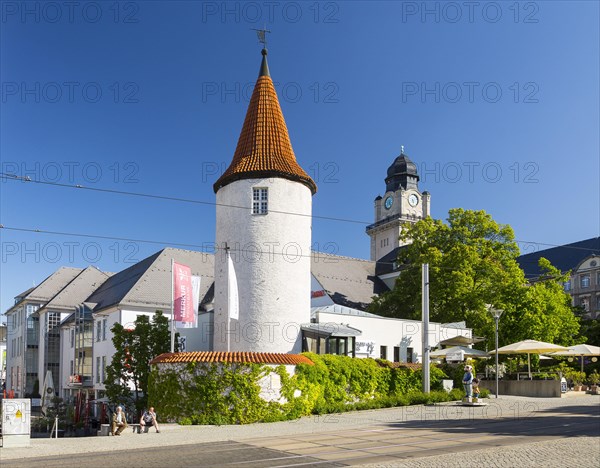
[381,407,600,438]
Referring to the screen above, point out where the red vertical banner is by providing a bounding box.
[173,262,196,328]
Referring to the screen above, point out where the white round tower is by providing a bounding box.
[212,48,317,354]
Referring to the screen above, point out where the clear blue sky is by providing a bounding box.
[1,1,599,316]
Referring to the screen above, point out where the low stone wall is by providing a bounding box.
[479,379,561,398]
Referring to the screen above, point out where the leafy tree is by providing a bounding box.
[503,258,580,346]
[105,310,176,413]
[369,208,580,347]
[579,319,600,346]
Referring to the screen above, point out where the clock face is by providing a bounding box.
[408,194,419,207]
[384,196,393,210]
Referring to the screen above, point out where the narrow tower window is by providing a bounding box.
[252,187,268,214]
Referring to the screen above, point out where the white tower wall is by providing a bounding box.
[213,177,312,353]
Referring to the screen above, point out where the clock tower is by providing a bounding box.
[366,147,430,261]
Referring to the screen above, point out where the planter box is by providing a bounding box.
[479,379,562,398]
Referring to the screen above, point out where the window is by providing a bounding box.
[101,356,106,383]
[96,357,101,384]
[252,188,268,214]
[597,272,600,286]
[70,329,75,348]
[70,360,74,376]
[580,297,590,312]
[96,321,101,342]
[596,295,600,311]
[380,345,387,360]
[407,347,414,363]
[102,318,108,341]
[393,346,400,362]
[564,280,571,291]
[581,274,590,288]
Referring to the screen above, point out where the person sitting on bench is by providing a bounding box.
[111,406,128,436]
[140,407,160,433]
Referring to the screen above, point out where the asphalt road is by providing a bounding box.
[7,401,599,467]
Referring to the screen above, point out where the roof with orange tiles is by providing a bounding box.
[150,351,314,366]
[213,49,317,195]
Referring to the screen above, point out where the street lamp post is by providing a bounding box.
[489,306,504,399]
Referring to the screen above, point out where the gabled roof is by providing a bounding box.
[87,248,214,313]
[6,267,83,313]
[150,351,314,366]
[213,49,316,195]
[39,266,113,313]
[311,253,389,311]
[517,237,600,279]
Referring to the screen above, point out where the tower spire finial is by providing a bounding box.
[251,26,271,77]
[401,145,405,154]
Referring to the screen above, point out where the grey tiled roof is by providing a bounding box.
[311,253,389,311]
[87,248,214,313]
[6,267,83,313]
[517,237,600,279]
[41,266,113,312]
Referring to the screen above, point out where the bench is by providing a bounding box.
[130,424,141,434]
[98,423,141,436]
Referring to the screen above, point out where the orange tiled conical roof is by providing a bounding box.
[213,49,317,194]
[150,351,314,366]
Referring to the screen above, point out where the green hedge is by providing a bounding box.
[148,353,459,425]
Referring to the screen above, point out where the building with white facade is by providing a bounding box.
[59,247,214,400]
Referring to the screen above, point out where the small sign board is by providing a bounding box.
[561,377,568,393]
[446,350,465,362]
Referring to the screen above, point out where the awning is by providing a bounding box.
[430,346,490,359]
[301,322,362,337]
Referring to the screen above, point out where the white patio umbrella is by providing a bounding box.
[430,346,490,359]
[549,344,600,372]
[489,340,569,379]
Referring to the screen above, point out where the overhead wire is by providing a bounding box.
[1,173,598,262]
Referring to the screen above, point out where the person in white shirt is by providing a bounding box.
[111,406,128,435]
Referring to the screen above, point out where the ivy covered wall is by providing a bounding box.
[148,353,452,425]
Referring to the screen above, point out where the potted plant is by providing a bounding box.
[588,370,600,394]
[572,371,586,392]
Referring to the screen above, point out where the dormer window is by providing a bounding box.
[252,188,268,215]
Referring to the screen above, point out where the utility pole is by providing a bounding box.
[422,263,430,393]
[488,306,504,398]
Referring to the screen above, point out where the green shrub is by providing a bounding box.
[152,354,455,425]
[449,388,465,401]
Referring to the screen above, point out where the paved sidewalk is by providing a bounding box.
[1,394,598,465]
[359,437,600,467]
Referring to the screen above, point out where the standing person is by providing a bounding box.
[111,406,128,436]
[462,365,474,401]
[472,378,481,401]
[140,406,160,433]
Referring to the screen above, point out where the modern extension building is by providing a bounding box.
[4,267,82,396]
